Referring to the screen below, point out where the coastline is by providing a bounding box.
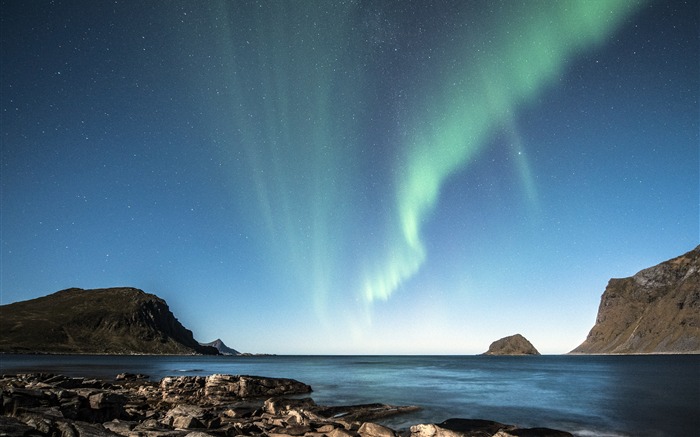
[0,372,574,437]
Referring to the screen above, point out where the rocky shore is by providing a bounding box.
[0,373,573,437]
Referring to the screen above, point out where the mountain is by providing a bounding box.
[482,334,540,355]
[571,246,700,354]
[0,287,218,355]
[200,338,240,355]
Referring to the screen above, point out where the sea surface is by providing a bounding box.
[1,354,698,437]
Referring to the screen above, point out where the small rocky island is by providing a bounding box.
[0,372,573,437]
[482,334,540,356]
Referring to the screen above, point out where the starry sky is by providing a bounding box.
[1,1,698,354]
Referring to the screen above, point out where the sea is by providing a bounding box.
[1,354,698,437]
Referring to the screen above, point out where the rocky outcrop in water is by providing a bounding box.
[0,287,218,355]
[0,373,573,437]
[572,246,700,354]
[482,334,540,356]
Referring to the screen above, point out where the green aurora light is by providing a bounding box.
[362,1,645,302]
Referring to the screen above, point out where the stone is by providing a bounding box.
[411,419,508,437]
[70,421,121,436]
[359,422,396,437]
[329,427,357,437]
[264,397,317,415]
[494,428,574,437]
[115,373,149,382]
[0,415,42,436]
[102,419,137,435]
[88,392,127,410]
[204,374,312,399]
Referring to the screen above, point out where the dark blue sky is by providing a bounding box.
[1,0,697,353]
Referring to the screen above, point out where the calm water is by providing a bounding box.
[1,354,698,437]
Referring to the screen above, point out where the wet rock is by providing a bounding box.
[0,415,42,436]
[204,374,312,399]
[493,428,574,437]
[315,404,421,423]
[102,418,137,435]
[115,373,149,382]
[264,397,317,415]
[411,419,508,437]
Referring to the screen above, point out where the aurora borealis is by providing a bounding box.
[2,1,698,353]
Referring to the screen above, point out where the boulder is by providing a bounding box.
[359,421,396,437]
[204,374,312,399]
[411,419,508,437]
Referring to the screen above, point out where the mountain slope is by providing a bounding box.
[201,338,240,355]
[0,287,218,355]
[572,246,700,354]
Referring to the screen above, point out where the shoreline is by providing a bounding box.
[0,372,574,437]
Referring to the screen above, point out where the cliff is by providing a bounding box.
[482,334,540,355]
[571,245,700,354]
[0,287,218,355]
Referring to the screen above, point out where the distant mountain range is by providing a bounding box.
[572,245,699,354]
[2,246,697,355]
[0,287,218,355]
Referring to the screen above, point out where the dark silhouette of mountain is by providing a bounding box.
[0,287,218,355]
[572,246,700,354]
[200,338,240,355]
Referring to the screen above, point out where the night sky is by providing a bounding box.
[2,1,697,354]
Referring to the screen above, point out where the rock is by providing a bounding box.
[264,397,316,415]
[313,404,421,423]
[411,419,508,437]
[159,374,312,404]
[115,373,149,382]
[204,374,312,399]
[329,427,357,437]
[162,405,208,430]
[483,334,540,356]
[102,419,137,435]
[359,422,396,437]
[494,428,573,436]
[0,415,42,436]
[572,245,700,354]
[70,421,121,436]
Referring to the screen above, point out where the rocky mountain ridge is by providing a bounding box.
[0,287,217,355]
[571,245,699,354]
[200,338,240,355]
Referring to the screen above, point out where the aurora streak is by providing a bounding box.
[211,1,647,312]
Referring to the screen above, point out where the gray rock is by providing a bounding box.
[359,422,396,437]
